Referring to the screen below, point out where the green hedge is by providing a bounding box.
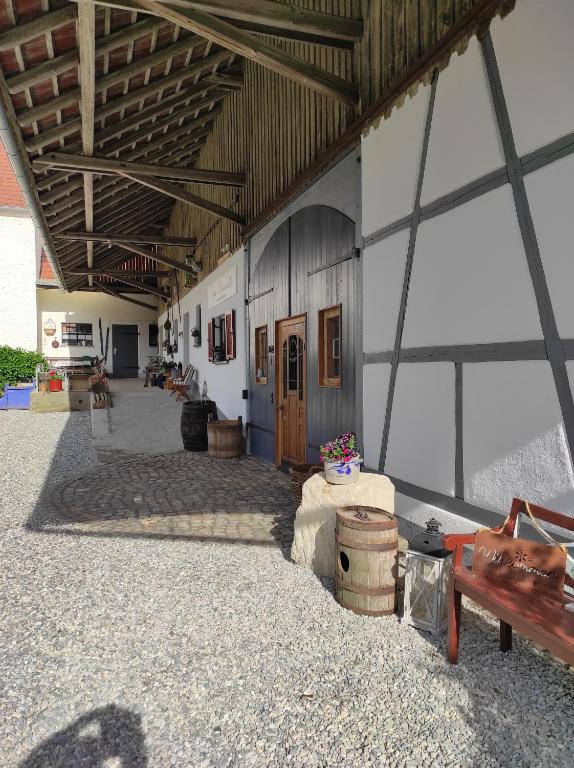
[0,345,46,395]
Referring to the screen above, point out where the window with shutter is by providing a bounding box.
[207,318,215,362]
[225,310,236,360]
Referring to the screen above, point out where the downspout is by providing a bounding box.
[0,80,67,291]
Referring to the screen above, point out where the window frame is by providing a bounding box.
[61,322,94,348]
[255,325,268,384]
[318,304,342,388]
[149,323,159,348]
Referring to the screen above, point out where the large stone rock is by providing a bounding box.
[291,472,395,578]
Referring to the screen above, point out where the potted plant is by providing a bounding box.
[47,369,64,392]
[320,432,363,485]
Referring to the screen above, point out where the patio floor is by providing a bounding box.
[1,391,573,767]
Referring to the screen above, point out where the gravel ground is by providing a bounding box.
[1,410,573,768]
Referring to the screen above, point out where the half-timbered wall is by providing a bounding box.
[361,0,574,532]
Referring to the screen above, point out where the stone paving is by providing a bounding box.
[32,451,296,549]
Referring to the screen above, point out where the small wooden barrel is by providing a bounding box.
[207,416,243,458]
[336,506,398,617]
[180,400,218,451]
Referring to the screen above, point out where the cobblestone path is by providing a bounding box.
[32,452,296,548]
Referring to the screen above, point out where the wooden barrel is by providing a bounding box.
[335,506,398,616]
[207,416,243,458]
[180,400,218,451]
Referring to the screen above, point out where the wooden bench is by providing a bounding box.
[443,498,574,667]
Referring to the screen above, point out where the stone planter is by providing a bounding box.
[49,379,63,392]
[324,457,362,485]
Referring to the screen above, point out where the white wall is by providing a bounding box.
[158,248,247,421]
[360,0,574,527]
[38,289,159,375]
[0,212,37,351]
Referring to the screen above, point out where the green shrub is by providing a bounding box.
[0,345,46,395]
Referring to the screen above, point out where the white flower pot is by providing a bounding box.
[323,458,362,485]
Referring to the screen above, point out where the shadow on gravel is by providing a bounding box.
[26,410,297,558]
[20,705,147,768]
[410,608,574,766]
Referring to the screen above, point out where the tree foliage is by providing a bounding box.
[0,345,46,394]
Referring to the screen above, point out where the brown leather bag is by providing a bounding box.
[472,503,567,594]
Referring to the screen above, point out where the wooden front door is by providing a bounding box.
[275,315,306,466]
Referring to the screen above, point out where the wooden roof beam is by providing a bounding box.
[57,232,198,247]
[78,1,96,287]
[113,242,193,273]
[24,51,232,151]
[40,126,210,212]
[18,32,205,127]
[35,153,246,187]
[67,269,170,276]
[122,172,245,226]
[84,0,358,105]
[90,0,362,42]
[0,6,77,52]
[6,17,167,94]
[36,100,221,198]
[92,280,158,311]
[98,273,169,299]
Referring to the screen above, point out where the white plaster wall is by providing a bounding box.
[362,229,409,354]
[38,289,159,375]
[361,85,429,236]
[385,362,455,496]
[395,493,482,537]
[524,153,574,339]
[402,185,542,347]
[421,37,504,205]
[362,362,391,469]
[464,361,574,515]
[491,0,574,156]
[249,148,361,272]
[0,213,37,350]
[158,248,247,421]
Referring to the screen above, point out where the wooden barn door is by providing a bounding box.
[276,314,306,466]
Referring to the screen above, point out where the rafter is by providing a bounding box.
[34,152,245,187]
[93,280,158,310]
[6,17,167,94]
[0,6,77,51]
[24,57,231,153]
[80,0,358,105]
[78,1,96,286]
[121,172,245,226]
[18,33,205,127]
[68,269,170,276]
[43,131,208,220]
[113,242,193,273]
[57,231,198,247]
[98,273,169,298]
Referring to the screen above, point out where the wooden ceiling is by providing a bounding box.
[0,0,363,296]
[0,1,511,299]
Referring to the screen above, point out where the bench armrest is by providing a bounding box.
[443,532,476,568]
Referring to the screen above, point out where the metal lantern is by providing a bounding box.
[403,518,452,636]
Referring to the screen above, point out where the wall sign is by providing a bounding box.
[208,264,236,308]
[51,339,60,348]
